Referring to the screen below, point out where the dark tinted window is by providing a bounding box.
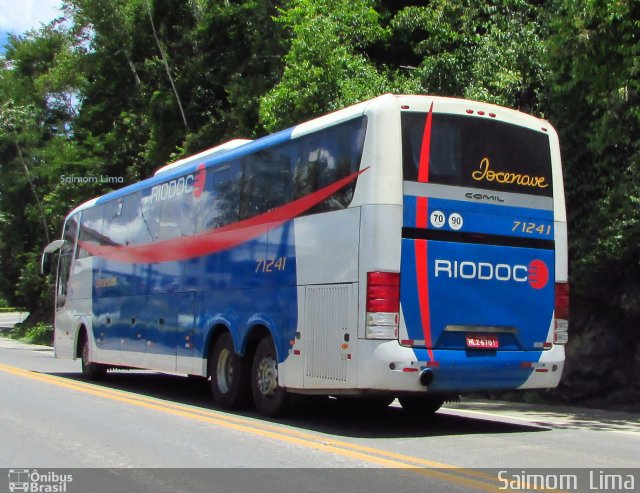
[240,148,293,220]
[77,205,105,258]
[158,193,183,241]
[57,214,79,305]
[402,113,552,197]
[130,190,159,245]
[196,161,243,233]
[294,117,368,213]
[102,195,138,246]
[62,214,79,260]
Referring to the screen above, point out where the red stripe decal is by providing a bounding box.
[417,102,434,183]
[414,104,434,358]
[415,235,434,360]
[416,196,428,229]
[79,167,368,263]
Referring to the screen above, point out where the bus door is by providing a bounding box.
[398,108,556,385]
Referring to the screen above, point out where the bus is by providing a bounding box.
[42,94,568,417]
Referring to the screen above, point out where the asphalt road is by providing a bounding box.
[1,337,638,493]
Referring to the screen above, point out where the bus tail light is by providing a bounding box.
[366,272,400,339]
[553,282,569,344]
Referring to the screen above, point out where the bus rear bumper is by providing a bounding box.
[357,340,565,394]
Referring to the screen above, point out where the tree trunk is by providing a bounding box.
[13,133,50,244]
[146,0,189,131]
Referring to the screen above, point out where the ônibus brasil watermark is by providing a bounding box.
[7,469,72,493]
[4,467,639,492]
[60,175,124,185]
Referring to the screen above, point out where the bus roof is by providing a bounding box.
[154,139,253,176]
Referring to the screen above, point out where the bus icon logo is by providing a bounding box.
[8,469,30,492]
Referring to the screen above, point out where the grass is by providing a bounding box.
[7,321,53,346]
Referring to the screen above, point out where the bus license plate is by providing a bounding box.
[466,334,499,349]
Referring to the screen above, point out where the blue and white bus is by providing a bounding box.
[42,94,569,416]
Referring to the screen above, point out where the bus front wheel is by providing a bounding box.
[251,337,287,417]
[80,335,106,380]
[209,332,251,409]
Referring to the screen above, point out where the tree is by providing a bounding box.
[545,0,640,404]
[389,0,548,112]
[0,23,85,311]
[259,0,414,131]
[0,102,50,244]
[260,0,549,132]
[180,0,287,149]
[145,0,189,131]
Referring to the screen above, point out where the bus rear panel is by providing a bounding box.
[396,98,566,393]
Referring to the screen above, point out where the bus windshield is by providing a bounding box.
[401,112,553,197]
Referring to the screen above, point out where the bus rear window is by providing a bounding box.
[402,112,553,197]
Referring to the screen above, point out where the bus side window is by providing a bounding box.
[132,189,160,244]
[294,146,321,200]
[196,161,242,232]
[103,195,138,246]
[293,117,366,214]
[179,179,197,237]
[158,197,183,241]
[77,205,105,259]
[241,149,292,219]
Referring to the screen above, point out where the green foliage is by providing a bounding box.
[390,0,548,112]
[9,321,54,346]
[260,0,413,131]
[544,0,640,405]
[260,0,548,132]
[546,0,640,306]
[0,23,79,307]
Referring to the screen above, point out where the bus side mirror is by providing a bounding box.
[41,239,65,276]
[41,252,53,276]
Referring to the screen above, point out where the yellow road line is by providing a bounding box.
[0,362,561,492]
[2,363,451,467]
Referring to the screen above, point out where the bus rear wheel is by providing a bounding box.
[399,395,445,417]
[251,337,287,417]
[80,335,106,380]
[210,332,251,409]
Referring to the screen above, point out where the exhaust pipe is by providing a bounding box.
[419,368,434,387]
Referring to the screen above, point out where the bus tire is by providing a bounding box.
[80,334,106,381]
[209,332,251,409]
[251,337,287,417]
[399,395,444,417]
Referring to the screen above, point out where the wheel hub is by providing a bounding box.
[216,348,233,394]
[256,356,278,396]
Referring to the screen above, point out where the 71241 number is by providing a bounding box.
[512,221,551,236]
[255,256,287,273]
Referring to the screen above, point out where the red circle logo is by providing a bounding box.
[528,259,549,289]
